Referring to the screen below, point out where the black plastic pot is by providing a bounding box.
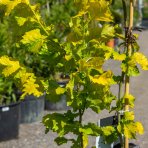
[0,102,20,141]
[45,81,69,110]
[20,95,44,123]
[113,143,140,148]
[45,94,69,110]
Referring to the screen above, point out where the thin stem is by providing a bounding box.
[117,72,124,147]
[79,109,83,148]
[29,4,50,36]
[122,0,128,27]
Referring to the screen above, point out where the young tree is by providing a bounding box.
[0,0,147,147]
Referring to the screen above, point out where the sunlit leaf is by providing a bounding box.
[0,56,20,77]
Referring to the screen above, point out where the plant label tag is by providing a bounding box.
[2,107,10,112]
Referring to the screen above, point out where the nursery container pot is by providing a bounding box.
[0,102,20,141]
[20,95,44,123]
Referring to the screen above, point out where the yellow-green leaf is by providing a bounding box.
[101,126,115,136]
[124,111,135,121]
[113,52,126,61]
[89,71,113,85]
[123,94,135,108]
[88,1,113,22]
[21,29,46,44]
[15,16,27,26]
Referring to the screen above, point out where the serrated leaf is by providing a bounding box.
[0,56,20,77]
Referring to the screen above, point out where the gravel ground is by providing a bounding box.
[0,30,148,148]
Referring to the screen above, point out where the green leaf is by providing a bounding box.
[54,137,68,146]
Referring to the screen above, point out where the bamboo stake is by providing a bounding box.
[124,0,134,148]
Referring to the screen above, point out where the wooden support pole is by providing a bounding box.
[124,1,134,148]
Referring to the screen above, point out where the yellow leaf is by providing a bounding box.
[21,29,46,44]
[89,71,113,85]
[55,87,66,95]
[65,55,72,61]
[82,134,88,148]
[0,0,29,16]
[113,52,126,61]
[22,77,43,97]
[0,56,20,77]
[135,122,144,135]
[132,52,148,70]
[15,69,43,98]
[21,29,47,53]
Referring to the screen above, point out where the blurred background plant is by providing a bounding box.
[31,0,76,41]
[0,0,76,105]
